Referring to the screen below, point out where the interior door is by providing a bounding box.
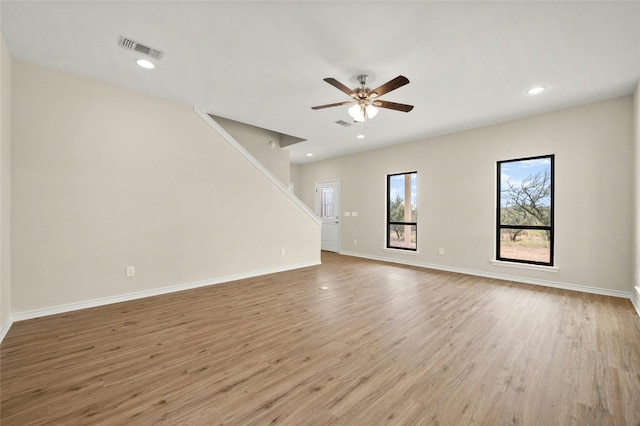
[315,180,340,252]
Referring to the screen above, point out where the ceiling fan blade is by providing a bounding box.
[369,75,410,97]
[372,100,414,112]
[323,78,356,96]
[311,100,353,110]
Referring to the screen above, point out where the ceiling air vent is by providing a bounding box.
[118,36,165,60]
[335,120,352,127]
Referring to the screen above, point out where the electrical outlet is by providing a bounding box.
[280,248,286,256]
[438,248,444,255]
[354,239,358,245]
[126,266,135,277]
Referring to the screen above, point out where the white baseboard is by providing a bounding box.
[5,254,638,342]
[340,250,636,304]
[632,287,640,318]
[10,260,320,324]
[0,317,13,344]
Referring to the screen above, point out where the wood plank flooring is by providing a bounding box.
[2,252,639,425]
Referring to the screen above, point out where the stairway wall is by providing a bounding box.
[10,59,320,316]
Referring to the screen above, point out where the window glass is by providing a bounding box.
[321,187,334,218]
[387,172,417,250]
[497,155,553,265]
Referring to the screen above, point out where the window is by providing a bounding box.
[497,155,554,266]
[321,186,334,218]
[387,172,417,250]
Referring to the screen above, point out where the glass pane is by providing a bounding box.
[499,228,550,263]
[321,187,334,218]
[388,224,417,250]
[500,158,551,226]
[389,173,417,223]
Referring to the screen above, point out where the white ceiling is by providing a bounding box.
[1,1,639,164]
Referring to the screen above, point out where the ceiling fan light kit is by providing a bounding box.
[348,103,364,121]
[348,102,379,122]
[366,104,378,119]
[312,74,414,123]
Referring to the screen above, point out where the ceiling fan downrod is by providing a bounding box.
[357,75,369,97]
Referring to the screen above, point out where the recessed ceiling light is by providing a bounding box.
[306,153,313,157]
[527,86,545,95]
[136,59,155,69]
[357,134,365,139]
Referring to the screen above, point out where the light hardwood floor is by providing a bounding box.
[2,252,639,425]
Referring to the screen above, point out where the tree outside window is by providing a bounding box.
[497,155,554,265]
[387,172,417,250]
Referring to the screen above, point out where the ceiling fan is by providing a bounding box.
[311,74,414,122]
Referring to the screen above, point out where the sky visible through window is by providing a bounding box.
[500,157,551,207]
[389,173,417,208]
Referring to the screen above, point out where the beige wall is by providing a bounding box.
[11,60,320,314]
[298,96,634,294]
[289,163,300,196]
[212,116,290,186]
[0,36,11,336]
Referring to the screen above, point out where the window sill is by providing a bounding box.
[382,248,420,255]
[490,260,559,273]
